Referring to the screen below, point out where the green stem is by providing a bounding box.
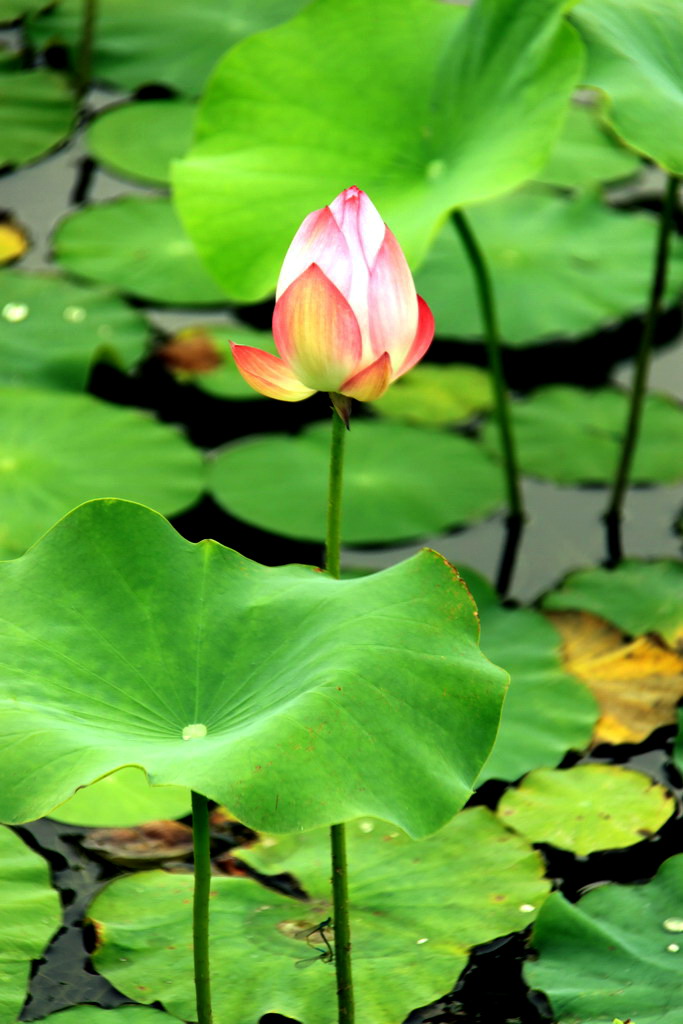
[451,210,524,523]
[605,175,678,553]
[325,398,354,1024]
[75,0,97,100]
[191,791,213,1024]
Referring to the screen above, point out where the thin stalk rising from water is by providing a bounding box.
[76,0,97,100]
[191,790,213,1024]
[605,175,679,562]
[325,398,354,1024]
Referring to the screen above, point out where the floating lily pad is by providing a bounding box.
[50,767,191,828]
[548,611,683,747]
[370,363,493,427]
[527,854,683,1024]
[482,387,683,483]
[159,324,278,400]
[87,100,196,185]
[27,0,308,96]
[467,575,597,785]
[498,764,674,856]
[570,0,683,174]
[52,197,228,306]
[174,0,581,301]
[0,824,61,1024]
[209,419,505,545]
[0,219,28,265]
[0,498,508,836]
[0,67,76,170]
[0,388,203,557]
[415,193,683,346]
[38,1009,180,1024]
[0,270,150,389]
[535,99,641,190]
[89,808,548,1024]
[543,560,683,649]
[0,0,52,19]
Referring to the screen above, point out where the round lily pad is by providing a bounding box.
[38,1009,179,1024]
[467,575,597,785]
[498,764,674,855]
[87,100,196,185]
[27,0,308,96]
[0,270,150,389]
[527,854,683,1024]
[414,192,683,346]
[174,0,581,301]
[209,419,505,545]
[535,99,641,191]
[543,560,683,650]
[370,363,493,427]
[52,197,229,306]
[0,219,28,265]
[89,808,549,1024]
[570,0,683,175]
[482,387,683,484]
[0,824,60,1024]
[0,67,76,170]
[0,498,508,836]
[49,767,190,828]
[159,323,278,400]
[0,388,203,557]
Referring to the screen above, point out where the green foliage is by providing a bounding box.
[52,197,228,306]
[89,808,549,1024]
[0,499,507,836]
[87,101,196,185]
[209,419,505,544]
[415,192,683,346]
[0,67,75,169]
[0,270,150,389]
[0,825,60,1023]
[528,854,683,1024]
[173,0,582,301]
[535,99,641,190]
[50,767,190,828]
[370,364,494,427]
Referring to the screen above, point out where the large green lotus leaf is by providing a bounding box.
[0,388,203,557]
[173,0,582,302]
[49,767,190,828]
[0,0,52,20]
[415,192,683,346]
[87,101,196,186]
[89,808,548,1024]
[534,99,641,190]
[52,197,228,306]
[469,576,597,785]
[482,387,683,483]
[570,0,683,174]
[527,854,683,1024]
[161,324,278,400]
[542,560,683,650]
[27,0,308,96]
[0,67,76,170]
[0,498,508,836]
[38,1010,179,1024]
[498,764,674,856]
[0,824,61,1024]
[209,419,505,545]
[0,270,150,389]
[369,363,494,428]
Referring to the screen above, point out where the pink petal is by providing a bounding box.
[329,186,386,268]
[230,344,315,402]
[394,296,435,379]
[273,264,362,392]
[276,207,351,300]
[341,351,393,401]
[367,228,419,361]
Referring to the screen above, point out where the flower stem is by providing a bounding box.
[325,397,354,1024]
[604,174,679,562]
[76,0,97,101]
[451,209,524,586]
[191,790,213,1024]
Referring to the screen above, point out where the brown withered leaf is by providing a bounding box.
[547,610,683,745]
[82,819,194,866]
[0,218,29,265]
[157,327,224,374]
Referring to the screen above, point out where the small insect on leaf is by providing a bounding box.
[294,916,334,968]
